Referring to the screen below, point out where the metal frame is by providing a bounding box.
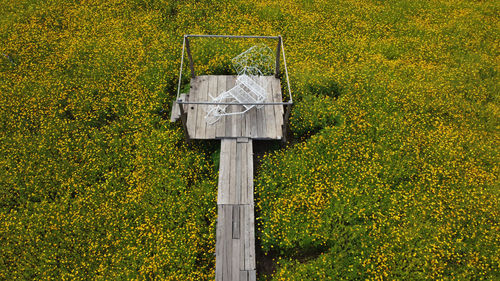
[175,34,293,142]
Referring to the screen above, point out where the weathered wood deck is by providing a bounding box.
[184,75,284,140]
[216,138,255,281]
[171,74,286,280]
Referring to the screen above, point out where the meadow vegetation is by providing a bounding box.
[0,0,498,280]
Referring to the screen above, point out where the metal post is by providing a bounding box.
[282,103,292,143]
[281,38,292,104]
[275,37,281,78]
[185,37,195,78]
[178,101,191,143]
[176,37,186,100]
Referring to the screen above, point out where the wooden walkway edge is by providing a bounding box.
[216,138,256,281]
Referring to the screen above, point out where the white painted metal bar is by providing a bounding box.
[176,36,186,100]
[186,34,279,39]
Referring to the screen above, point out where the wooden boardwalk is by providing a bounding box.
[216,138,255,281]
[185,75,284,140]
[171,74,285,281]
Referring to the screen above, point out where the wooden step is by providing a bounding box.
[170,93,188,122]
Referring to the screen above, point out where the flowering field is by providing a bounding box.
[1,0,498,280]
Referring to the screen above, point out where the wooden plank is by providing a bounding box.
[275,77,284,114]
[201,75,210,136]
[247,140,254,203]
[215,76,227,138]
[232,89,242,138]
[241,141,248,204]
[232,113,239,138]
[255,76,267,138]
[264,77,277,139]
[242,204,248,270]
[224,205,233,280]
[194,76,209,139]
[240,108,246,137]
[216,204,224,281]
[235,142,242,204]
[232,204,241,280]
[224,112,232,138]
[224,139,232,204]
[243,86,251,137]
[232,236,241,281]
[232,205,240,239]
[218,139,231,204]
[248,270,256,281]
[243,204,251,270]
[217,140,224,203]
[239,205,246,271]
[225,76,236,138]
[244,204,255,270]
[234,78,244,138]
[186,77,199,138]
[271,79,281,139]
[244,107,252,138]
[272,78,284,139]
[239,271,248,281]
[205,75,219,139]
[250,107,257,138]
[229,139,237,204]
[192,78,202,139]
[248,205,255,270]
[244,142,255,270]
[237,137,249,143]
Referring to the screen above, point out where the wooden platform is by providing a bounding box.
[185,75,284,140]
[170,75,287,280]
[216,138,256,281]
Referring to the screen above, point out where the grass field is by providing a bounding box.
[1,0,498,280]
